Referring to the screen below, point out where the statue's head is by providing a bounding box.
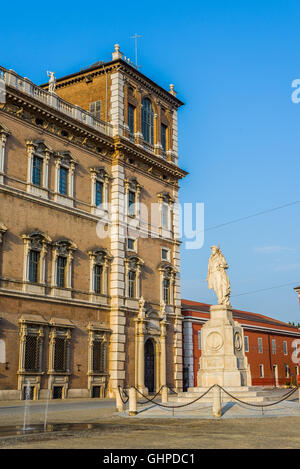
[210,245,219,254]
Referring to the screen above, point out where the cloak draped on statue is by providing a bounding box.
[207,246,231,307]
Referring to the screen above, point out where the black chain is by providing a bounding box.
[219,385,298,408]
[117,385,129,404]
[134,384,217,409]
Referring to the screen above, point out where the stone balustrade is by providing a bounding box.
[0,66,113,138]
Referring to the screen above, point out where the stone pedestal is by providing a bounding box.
[197,305,251,387]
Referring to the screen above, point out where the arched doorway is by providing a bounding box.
[144,339,155,393]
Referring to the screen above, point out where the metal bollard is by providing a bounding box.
[128,387,137,416]
[115,388,124,412]
[161,386,168,404]
[212,385,222,418]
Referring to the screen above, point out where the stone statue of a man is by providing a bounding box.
[207,246,231,307]
[47,71,56,93]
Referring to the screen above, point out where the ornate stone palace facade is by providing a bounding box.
[0,45,187,400]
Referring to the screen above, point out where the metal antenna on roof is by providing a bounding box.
[130,33,142,69]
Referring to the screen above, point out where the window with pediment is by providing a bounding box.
[21,231,51,293]
[158,262,176,306]
[158,192,174,236]
[54,151,76,207]
[26,140,53,199]
[89,167,110,214]
[88,249,111,298]
[0,122,10,184]
[124,255,144,299]
[124,178,141,220]
[51,240,76,297]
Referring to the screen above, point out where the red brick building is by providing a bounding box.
[182,299,300,389]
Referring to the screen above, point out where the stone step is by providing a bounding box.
[168,395,269,404]
[187,386,251,393]
[177,391,262,399]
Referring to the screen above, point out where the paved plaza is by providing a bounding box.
[0,389,299,449]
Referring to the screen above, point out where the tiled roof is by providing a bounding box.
[181,299,300,331]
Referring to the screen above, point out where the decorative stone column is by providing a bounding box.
[135,317,145,392]
[160,319,167,388]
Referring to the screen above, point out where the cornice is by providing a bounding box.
[40,59,184,108]
[113,137,187,180]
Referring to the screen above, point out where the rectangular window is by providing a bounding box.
[57,256,67,288]
[24,335,40,372]
[283,340,288,356]
[161,248,169,261]
[285,364,290,378]
[90,100,101,119]
[162,203,169,229]
[54,337,67,372]
[128,270,136,298]
[95,180,103,207]
[127,238,135,251]
[128,104,135,134]
[161,124,167,151]
[94,264,102,294]
[163,278,170,304]
[198,330,201,350]
[93,340,106,373]
[272,339,276,355]
[244,336,249,352]
[59,167,68,195]
[128,190,136,216]
[32,156,43,186]
[258,337,263,354]
[29,250,40,283]
[259,364,264,378]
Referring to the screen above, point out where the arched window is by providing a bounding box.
[142,98,154,144]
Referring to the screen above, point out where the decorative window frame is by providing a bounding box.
[124,255,144,302]
[88,248,111,303]
[51,239,77,298]
[89,167,110,215]
[158,192,174,238]
[48,317,74,399]
[141,97,154,145]
[26,139,53,199]
[21,231,51,295]
[18,314,48,400]
[283,340,288,356]
[54,151,77,208]
[87,322,111,397]
[258,337,263,354]
[158,261,177,309]
[0,122,10,185]
[124,178,142,224]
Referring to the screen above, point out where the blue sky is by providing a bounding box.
[1,0,300,322]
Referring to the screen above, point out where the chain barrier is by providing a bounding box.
[117,385,129,404]
[219,385,298,408]
[118,384,299,413]
[134,384,217,409]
